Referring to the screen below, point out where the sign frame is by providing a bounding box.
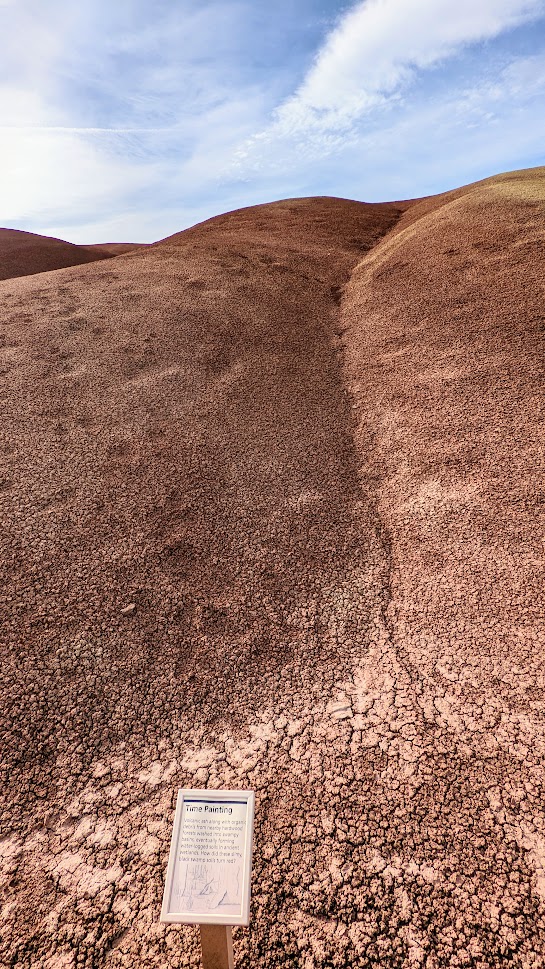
[160,788,255,926]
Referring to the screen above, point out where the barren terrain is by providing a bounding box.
[1,167,544,968]
[0,228,144,282]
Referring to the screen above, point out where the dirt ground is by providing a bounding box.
[0,168,544,968]
[0,228,143,282]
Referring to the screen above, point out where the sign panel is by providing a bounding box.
[161,789,255,926]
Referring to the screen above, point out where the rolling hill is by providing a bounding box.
[0,168,544,968]
[0,227,145,281]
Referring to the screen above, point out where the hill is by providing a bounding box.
[86,242,150,257]
[0,169,544,968]
[0,228,143,281]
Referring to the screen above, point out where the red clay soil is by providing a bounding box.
[0,228,142,282]
[0,171,544,968]
[86,243,150,257]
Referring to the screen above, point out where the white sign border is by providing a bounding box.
[160,788,255,926]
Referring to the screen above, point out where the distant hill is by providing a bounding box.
[0,227,144,281]
[85,242,149,257]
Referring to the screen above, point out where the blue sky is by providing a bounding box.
[1,0,545,243]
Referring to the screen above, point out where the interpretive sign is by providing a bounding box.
[161,789,255,926]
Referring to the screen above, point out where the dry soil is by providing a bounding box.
[0,229,144,282]
[1,169,544,968]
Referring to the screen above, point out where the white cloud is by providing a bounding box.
[233,0,545,168]
[500,51,545,94]
[0,127,161,225]
[0,1,268,238]
[283,51,545,202]
[1,0,545,242]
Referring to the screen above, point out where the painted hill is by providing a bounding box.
[0,228,144,281]
[0,168,544,968]
[86,242,150,257]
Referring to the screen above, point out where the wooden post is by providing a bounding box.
[199,924,234,969]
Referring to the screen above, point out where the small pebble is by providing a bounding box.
[120,603,136,615]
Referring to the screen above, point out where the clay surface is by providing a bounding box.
[0,229,143,282]
[1,171,544,967]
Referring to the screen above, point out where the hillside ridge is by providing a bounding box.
[1,166,544,968]
[0,227,144,282]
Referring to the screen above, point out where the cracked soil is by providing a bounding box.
[1,167,544,968]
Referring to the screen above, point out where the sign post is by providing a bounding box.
[199,924,234,969]
[161,789,255,969]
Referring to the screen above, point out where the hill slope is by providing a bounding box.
[341,165,545,962]
[86,242,150,257]
[0,171,544,968]
[0,228,142,281]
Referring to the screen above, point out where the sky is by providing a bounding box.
[1,0,545,243]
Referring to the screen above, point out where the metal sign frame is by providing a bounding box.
[161,788,255,926]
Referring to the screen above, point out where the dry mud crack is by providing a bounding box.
[1,172,545,967]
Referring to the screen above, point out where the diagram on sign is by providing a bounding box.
[179,860,242,912]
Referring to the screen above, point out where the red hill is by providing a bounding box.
[1,169,544,968]
[0,227,143,281]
